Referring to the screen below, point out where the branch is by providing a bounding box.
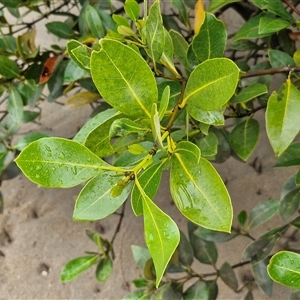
[241,65,300,78]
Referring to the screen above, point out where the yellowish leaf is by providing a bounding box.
[66,91,100,107]
[194,0,205,36]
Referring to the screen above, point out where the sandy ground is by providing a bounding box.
[0,4,299,300]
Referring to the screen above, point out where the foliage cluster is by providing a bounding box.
[2,0,300,298]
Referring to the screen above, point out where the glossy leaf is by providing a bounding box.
[140,185,180,287]
[171,142,232,232]
[183,58,239,111]
[229,118,259,161]
[95,257,113,282]
[269,49,295,68]
[251,257,273,297]
[259,16,290,34]
[183,280,208,300]
[91,39,157,118]
[0,55,20,78]
[248,199,279,230]
[231,83,268,103]
[188,106,225,125]
[15,137,106,188]
[192,13,227,62]
[266,80,300,156]
[268,251,300,288]
[61,255,98,282]
[73,172,133,221]
[219,262,238,291]
[276,142,300,167]
[45,21,74,39]
[145,0,164,67]
[131,161,164,216]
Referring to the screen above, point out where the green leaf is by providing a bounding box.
[194,225,238,242]
[259,16,290,34]
[110,118,148,139]
[279,189,300,220]
[131,245,151,270]
[91,39,157,118]
[67,40,91,72]
[15,137,106,188]
[219,262,238,291]
[45,21,74,39]
[231,40,260,51]
[64,59,88,83]
[231,83,268,103]
[275,142,300,167]
[150,103,163,149]
[7,88,23,124]
[248,199,279,230]
[183,58,239,111]
[123,290,149,300]
[177,231,194,266]
[73,172,133,221]
[169,29,190,69]
[268,251,300,288]
[140,185,180,287]
[14,132,50,151]
[95,257,113,282]
[0,55,20,78]
[266,80,300,156]
[171,0,189,27]
[159,85,170,120]
[188,106,225,125]
[269,49,295,68]
[131,161,164,216]
[124,0,139,22]
[171,142,232,232]
[197,132,218,159]
[251,257,273,297]
[232,14,271,42]
[207,0,239,12]
[237,210,247,227]
[85,4,105,38]
[183,280,208,300]
[145,0,165,68]
[188,222,218,265]
[192,13,227,62]
[229,118,260,161]
[60,255,98,282]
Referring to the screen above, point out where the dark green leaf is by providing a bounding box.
[251,257,273,297]
[0,55,20,78]
[208,0,239,12]
[15,137,107,188]
[231,83,268,103]
[269,49,295,68]
[183,280,208,300]
[276,142,300,167]
[14,132,50,151]
[60,255,98,282]
[178,231,194,266]
[192,13,227,62]
[237,210,247,227]
[171,0,189,26]
[169,30,189,69]
[248,199,279,230]
[7,88,23,124]
[85,4,105,38]
[279,189,300,220]
[95,256,113,282]
[229,118,259,161]
[46,21,74,39]
[219,262,238,291]
[194,225,238,242]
